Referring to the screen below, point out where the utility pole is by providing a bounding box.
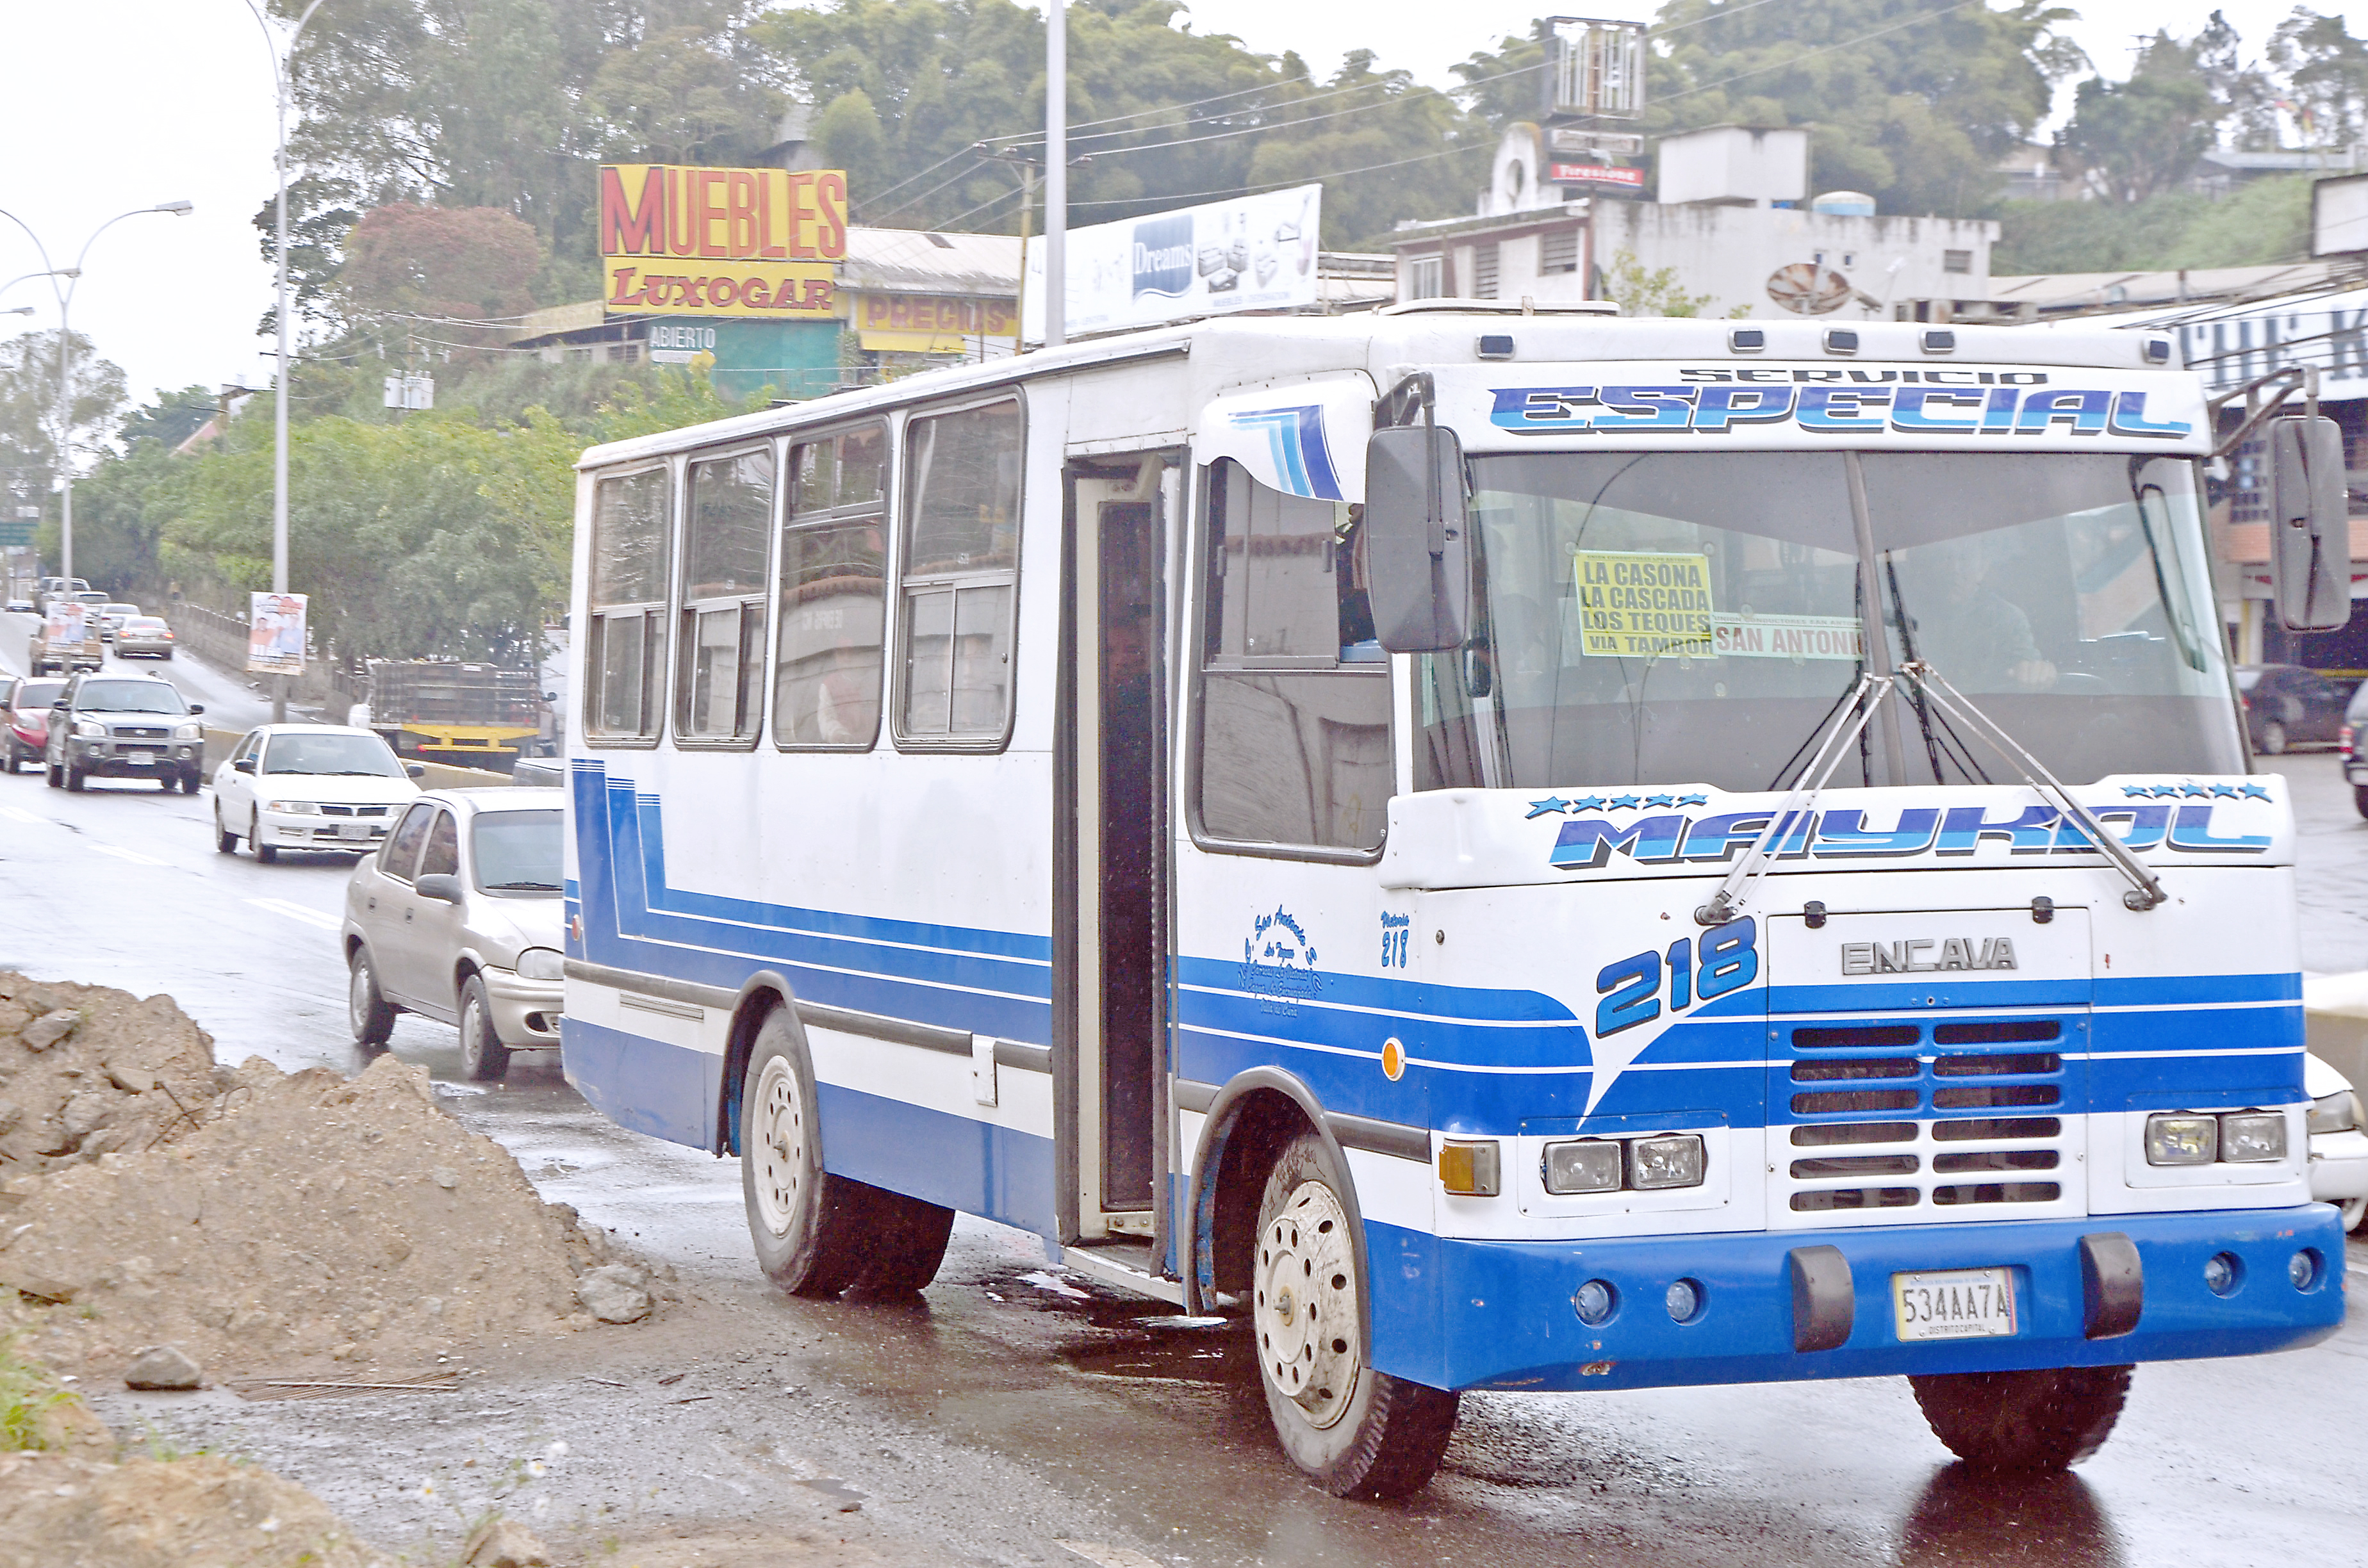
[1046,0,1067,349]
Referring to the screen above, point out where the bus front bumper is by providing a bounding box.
[1376,1205,2346,1394]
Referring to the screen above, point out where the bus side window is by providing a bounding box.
[776,423,888,749]
[899,400,1022,745]
[1194,458,1392,854]
[586,466,671,744]
[675,445,773,745]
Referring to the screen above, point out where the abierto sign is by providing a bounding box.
[1021,184,1321,341]
[599,165,848,318]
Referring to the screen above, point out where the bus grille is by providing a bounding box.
[1774,1016,2081,1225]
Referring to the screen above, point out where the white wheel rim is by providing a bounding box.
[462,994,484,1059]
[1256,1177,1362,1429]
[750,1055,807,1240]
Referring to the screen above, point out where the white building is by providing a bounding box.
[1392,124,1997,323]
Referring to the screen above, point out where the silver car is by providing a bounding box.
[341,787,564,1081]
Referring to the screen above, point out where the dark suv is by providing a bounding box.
[44,674,206,792]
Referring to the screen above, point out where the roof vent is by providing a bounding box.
[924,232,956,249]
[1477,333,1516,360]
[1920,329,1956,354]
[2143,336,2173,364]
[1729,327,1766,353]
[1823,328,1859,355]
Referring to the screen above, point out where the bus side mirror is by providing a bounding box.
[1363,424,1471,652]
[2270,414,2352,632]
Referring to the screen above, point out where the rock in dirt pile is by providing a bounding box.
[0,1451,393,1568]
[0,983,660,1377]
[0,973,222,1173]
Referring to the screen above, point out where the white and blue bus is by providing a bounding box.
[559,304,2348,1498]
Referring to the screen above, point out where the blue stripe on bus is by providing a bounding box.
[561,1017,721,1150]
[814,1082,1058,1243]
[569,762,2306,1131]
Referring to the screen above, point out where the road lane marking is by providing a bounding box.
[88,844,167,865]
[0,805,42,824]
[244,897,341,933]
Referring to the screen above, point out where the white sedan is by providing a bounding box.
[2308,1052,2368,1232]
[212,724,423,863]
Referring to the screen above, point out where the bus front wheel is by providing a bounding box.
[1908,1364,2132,1471]
[1252,1129,1459,1499]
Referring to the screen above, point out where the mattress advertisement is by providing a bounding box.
[1021,184,1321,342]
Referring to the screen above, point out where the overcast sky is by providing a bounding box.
[0,1,2353,415]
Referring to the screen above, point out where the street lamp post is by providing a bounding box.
[0,204,193,586]
[248,0,328,724]
[1045,0,1067,350]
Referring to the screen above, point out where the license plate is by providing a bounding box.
[1891,1267,2018,1342]
[123,753,152,764]
[338,822,373,840]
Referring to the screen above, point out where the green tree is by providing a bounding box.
[2058,33,2219,204]
[0,331,127,530]
[2272,8,2368,145]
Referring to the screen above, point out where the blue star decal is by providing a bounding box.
[1677,792,1709,807]
[1525,796,1571,819]
[2209,782,2239,799]
[2155,785,2184,799]
[2181,781,2210,798]
[2240,783,2272,801]
[1574,795,1609,812]
[2121,785,2153,798]
[1610,794,1643,810]
[1645,794,1677,808]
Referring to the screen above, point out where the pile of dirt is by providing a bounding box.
[0,1451,392,1568]
[0,1049,659,1378]
[0,974,223,1173]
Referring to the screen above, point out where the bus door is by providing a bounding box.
[1055,450,1182,1293]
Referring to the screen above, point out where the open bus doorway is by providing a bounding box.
[1057,452,1176,1259]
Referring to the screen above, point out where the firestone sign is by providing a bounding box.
[599,165,850,318]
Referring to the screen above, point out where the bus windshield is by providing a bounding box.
[1416,450,2243,792]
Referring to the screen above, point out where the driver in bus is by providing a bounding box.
[1902,535,2057,694]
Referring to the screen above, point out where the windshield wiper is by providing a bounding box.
[1695,671,1889,927]
[482,880,560,890]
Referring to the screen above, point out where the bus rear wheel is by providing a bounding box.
[739,1008,878,1298]
[1909,1364,2132,1471]
[1252,1129,1459,1499]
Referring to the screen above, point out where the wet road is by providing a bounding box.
[4,627,2366,1566]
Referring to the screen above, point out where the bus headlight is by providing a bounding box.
[2217,1111,2287,1163]
[1541,1139,1622,1195]
[2145,1113,2217,1165]
[1628,1134,1706,1190]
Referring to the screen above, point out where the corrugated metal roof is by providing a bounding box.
[841,226,1021,297]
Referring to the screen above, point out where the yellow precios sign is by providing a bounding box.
[599,165,849,318]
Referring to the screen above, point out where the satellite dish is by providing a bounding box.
[1766,263,1855,315]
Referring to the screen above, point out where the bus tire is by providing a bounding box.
[740,1008,871,1298]
[1908,1364,2132,1471]
[2353,785,2368,821]
[849,1194,955,1296]
[1252,1129,1458,1499]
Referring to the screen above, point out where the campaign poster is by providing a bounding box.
[248,592,308,676]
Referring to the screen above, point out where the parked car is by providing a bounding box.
[4,678,65,772]
[112,616,175,660]
[42,672,204,792]
[5,598,33,615]
[2308,1052,2368,1232]
[95,602,140,641]
[212,723,423,863]
[2339,683,2368,819]
[342,787,564,1080]
[2235,664,2349,755]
